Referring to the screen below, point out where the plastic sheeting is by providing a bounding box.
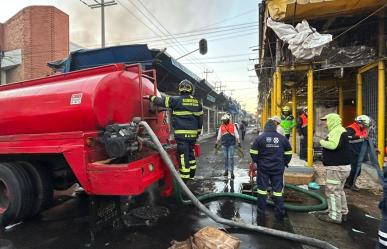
[319,45,376,68]
[267,18,332,60]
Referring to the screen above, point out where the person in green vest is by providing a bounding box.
[280,106,296,140]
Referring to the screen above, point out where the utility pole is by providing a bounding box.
[203,68,213,82]
[80,0,117,48]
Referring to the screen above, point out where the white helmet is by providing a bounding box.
[271,116,281,124]
[355,115,370,126]
[221,114,230,121]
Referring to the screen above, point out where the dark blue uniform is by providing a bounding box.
[250,120,292,219]
[150,94,203,179]
[379,167,387,248]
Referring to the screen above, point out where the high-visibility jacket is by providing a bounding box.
[280,114,296,135]
[300,113,308,128]
[346,122,368,143]
[151,94,203,140]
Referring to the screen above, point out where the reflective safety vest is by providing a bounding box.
[347,122,368,143]
[220,123,236,146]
[300,113,308,128]
[221,123,235,136]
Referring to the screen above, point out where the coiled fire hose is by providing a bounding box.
[174,181,327,212]
[139,121,338,249]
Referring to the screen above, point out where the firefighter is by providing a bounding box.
[297,107,308,160]
[215,114,240,179]
[144,79,203,180]
[345,115,370,190]
[250,119,292,220]
[280,106,296,140]
[318,113,351,224]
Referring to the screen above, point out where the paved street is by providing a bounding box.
[0,129,382,249]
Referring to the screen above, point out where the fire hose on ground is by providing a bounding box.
[139,121,338,249]
[174,180,328,212]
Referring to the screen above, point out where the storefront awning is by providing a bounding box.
[268,0,386,21]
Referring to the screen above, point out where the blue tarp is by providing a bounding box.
[59,44,153,72]
[49,44,216,101]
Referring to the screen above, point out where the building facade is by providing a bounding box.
[0,6,69,84]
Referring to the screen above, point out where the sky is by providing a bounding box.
[0,0,260,114]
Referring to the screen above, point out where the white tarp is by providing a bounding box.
[267,18,332,60]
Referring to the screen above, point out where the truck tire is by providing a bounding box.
[0,162,34,226]
[17,161,53,217]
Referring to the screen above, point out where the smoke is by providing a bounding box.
[54,0,237,50]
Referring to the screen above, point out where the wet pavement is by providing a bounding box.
[0,129,382,249]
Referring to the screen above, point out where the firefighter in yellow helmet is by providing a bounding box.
[144,79,203,180]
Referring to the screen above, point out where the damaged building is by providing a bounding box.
[256,0,387,167]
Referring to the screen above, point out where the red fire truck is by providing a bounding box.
[0,63,178,226]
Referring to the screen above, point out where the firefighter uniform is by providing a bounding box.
[250,119,292,219]
[150,94,203,180]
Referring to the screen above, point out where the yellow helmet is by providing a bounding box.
[282,106,290,112]
[178,79,194,94]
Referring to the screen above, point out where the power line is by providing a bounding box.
[333,2,387,41]
[81,21,258,47]
[116,0,204,72]
[79,0,117,48]
[144,28,258,48]
[125,0,204,72]
[131,0,206,72]
[192,8,258,31]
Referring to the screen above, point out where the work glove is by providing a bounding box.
[214,143,220,154]
[143,95,154,100]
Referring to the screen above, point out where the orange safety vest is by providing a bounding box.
[347,122,368,137]
[300,113,308,128]
[220,123,235,136]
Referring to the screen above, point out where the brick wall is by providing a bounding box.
[0,23,3,50]
[1,6,69,83]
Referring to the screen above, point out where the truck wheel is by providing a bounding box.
[0,162,34,226]
[18,161,53,216]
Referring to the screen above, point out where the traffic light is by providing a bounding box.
[199,39,208,55]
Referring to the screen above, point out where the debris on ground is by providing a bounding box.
[314,162,326,186]
[168,226,240,249]
[354,171,382,195]
[129,206,169,222]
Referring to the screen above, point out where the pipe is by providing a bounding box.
[139,120,338,249]
[378,60,385,167]
[307,67,314,167]
[356,73,362,116]
[338,84,343,117]
[272,74,277,117]
[292,88,297,153]
[276,69,282,116]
